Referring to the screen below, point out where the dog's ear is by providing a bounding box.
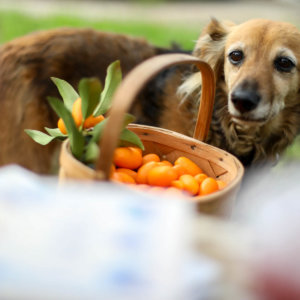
[193,18,235,74]
[177,19,235,100]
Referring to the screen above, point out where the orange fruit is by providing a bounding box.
[57,118,67,134]
[58,98,105,133]
[178,174,199,195]
[172,164,187,177]
[57,98,82,134]
[83,114,105,129]
[111,172,135,184]
[142,153,160,165]
[147,165,178,187]
[113,147,143,170]
[116,168,137,182]
[72,97,83,127]
[199,177,219,196]
[160,160,173,167]
[194,173,208,185]
[174,156,202,176]
[217,180,227,190]
[136,161,158,184]
[171,180,185,190]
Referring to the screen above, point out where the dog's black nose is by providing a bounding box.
[231,89,261,114]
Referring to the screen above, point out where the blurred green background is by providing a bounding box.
[0,0,299,163]
[0,10,199,49]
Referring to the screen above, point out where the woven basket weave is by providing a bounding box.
[59,53,244,216]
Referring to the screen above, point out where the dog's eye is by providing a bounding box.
[274,56,295,72]
[228,50,244,65]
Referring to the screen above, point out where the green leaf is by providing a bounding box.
[89,118,108,143]
[119,128,145,150]
[25,129,56,146]
[88,113,134,145]
[123,113,136,127]
[93,60,122,116]
[45,127,67,138]
[84,141,100,163]
[88,114,140,148]
[84,119,107,164]
[47,97,85,159]
[78,77,103,120]
[51,77,79,111]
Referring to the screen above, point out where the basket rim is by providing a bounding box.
[60,123,244,204]
[128,123,244,204]
[60,140,103,179]
[97,53,215,178]
[193,158,243,204]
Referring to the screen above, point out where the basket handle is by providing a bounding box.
[96,53,215,179]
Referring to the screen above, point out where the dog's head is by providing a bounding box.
[184,18,300,126]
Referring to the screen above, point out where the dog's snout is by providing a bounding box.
[231,88,261,114]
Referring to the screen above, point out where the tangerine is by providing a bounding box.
[174,156,202,176]
[83,114,105,129]
[72,97,83,127]
[143,153,160,165]
[147,165,178,187]
[194,173,208,185]
[160,160,173,167]
[199,177,219,196]
[116,168,137,182]
[171,180,185,190]
[136,161,158,184]
[142,153,160,165]
[57,98,104,134]
[113,147,143,170]
[179,174,199,195]
[57,118,67,134]
[112,172,135,184]
[172,164,187,177]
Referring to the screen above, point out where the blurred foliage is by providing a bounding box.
[0,10,200,49]
[281,136,300,161]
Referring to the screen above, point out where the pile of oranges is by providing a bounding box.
[111,146,226,198]
[57,98,226,198]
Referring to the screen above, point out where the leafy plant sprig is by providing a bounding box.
[25,60,144,166]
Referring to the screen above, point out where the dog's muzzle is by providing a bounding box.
[231,85,261,114]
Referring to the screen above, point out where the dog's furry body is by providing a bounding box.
[1,19,300,173]
[0,28,175,173]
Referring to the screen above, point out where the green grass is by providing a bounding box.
[0,10,200,50]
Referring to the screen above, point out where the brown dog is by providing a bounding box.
[178,18,300,166]
[1,19,300,173]
[0,28,175,173]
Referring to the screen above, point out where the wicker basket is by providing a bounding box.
[59,54,244,216]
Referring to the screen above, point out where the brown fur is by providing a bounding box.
[178,19,300,165]
[0,28,166,173]
[1,20,300,173]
